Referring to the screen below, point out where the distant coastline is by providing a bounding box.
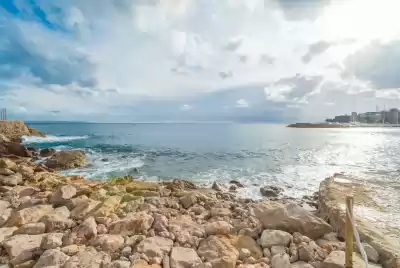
[287,123,348,128]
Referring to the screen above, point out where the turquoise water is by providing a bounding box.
[22,122,400,199]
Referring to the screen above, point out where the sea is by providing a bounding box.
[21,122,400,233]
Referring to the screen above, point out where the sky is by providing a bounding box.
[1,0,400,122]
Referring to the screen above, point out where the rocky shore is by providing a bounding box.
[0,121,398,268]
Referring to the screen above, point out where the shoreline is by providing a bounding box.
[0,121,398,268]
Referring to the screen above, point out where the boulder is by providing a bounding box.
[89,196,121,219]
[41,213,75,232]
[271,246,287,256]
[14,222,46,235]
[108,212,154,236]
[91,234,124,252]
[0,142,31,157]
[0,173,22,186]
[41,233,63,249]
[0,227,18,243]
[322,251,382,268]
[64,216,97,245]
[110,260,131,268]
[205,221,233,236]
[168,215,205,247]
[179,193,197,209]
[260,186,283,198]
[291,261,314,268]
[229,180,245,188]
[44,150,88,170]
[271,253,290,268]
[170,247,202,268]
[40,148,56,157]
[33,249,69,268]
[210,207,231,218]
[136,236,173,264]
[70,198,100,220]
[362,243,379,263]
[0,208,13,226]
[49,185,77,205]
[197,235,239,268]
[6,205,54,227]
[0,168,14,176]
[260,230,292,248]
[3,234,44,261]
[253,201,332,239]
[63,247,111,268]
[0,120,45,142]
[231,235,263,260]
[0,158,17,169]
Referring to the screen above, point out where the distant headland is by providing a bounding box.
[287,123,348,128]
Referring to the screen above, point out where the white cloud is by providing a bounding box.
[181,104,193,110]
[236,99,249,108]
[1,0,400,121]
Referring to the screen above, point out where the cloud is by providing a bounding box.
[1,0,400,122]
[236,99,249,108]
[302,41,331,63]
[181,104,193,110]
[342,40,400,89]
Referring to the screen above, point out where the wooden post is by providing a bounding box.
[345,195,354,268]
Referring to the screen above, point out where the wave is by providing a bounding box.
[22,135,89,144]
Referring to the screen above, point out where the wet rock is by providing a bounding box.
[260,230,292,248]
[33,249,69,268]
[170,247,202,268]
[39,148,56,157]
[197,235,239,268]
[136,236,173,264]
[49,185,77,205]
[44,150,88,170]
[253,201,332,239]
[14,222,46,235]
[229,180,245,188]
[0,173,22,186]
[91,234,124,252]
[212,181,224,191]
[271,253,290,268]
[109,212,154,236]
[6,205,54,227]
[63,247,111,268]
[205,221,232,236]
[260,186,283,198]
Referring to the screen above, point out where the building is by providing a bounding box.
[358,112,382,124]
[333,115,351,123]
[351,112,357,122]
[388,108,399,124]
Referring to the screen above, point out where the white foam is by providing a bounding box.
[22,135,89,144]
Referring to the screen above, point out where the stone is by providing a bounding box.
[40,148,56,157]
[15,165,34,178]
[49,185,77,204]
[0,208,13,226]
[3,234,44,260]
[239,248,252,260]
[91,234,124,252]
[170,247,202,268]
[63,247,111,268]
[271,253,290,268]
[0,158,17,169]
[232,235,263,260]
[41,233,63,249]
[253,202,332,239]
[197,235,239,268]
[70,198,100,220]
[33,249,69,268]
[271,246,287,256]
[298,243,314,262]
[362,243,379,263]
[210,207,231,217]
[205,221,232,236]
[260,230,292,248]
[41,213,75,232]
[291,261,314,268]
[0,168,14,176]
[61,245,85,256]
[0,173,22,186]
[44,150,88,170]
[131,260,162,268]
[229,180,245,188]
[136,236,173,264]
[263,248,271,258]
[6,205,54,227]
[212,181,224,191]
[121,246,132,257]
[260,186,282,198]
[289,243,299,263]
[109,212,154,236]
[14,222,46,235]
[89,196,121,219]
[179,193,197,209]
[0,227,18,243]
[321,251,344,268]
[110,260,131,268]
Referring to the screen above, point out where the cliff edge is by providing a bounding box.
[0,120,45,142]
